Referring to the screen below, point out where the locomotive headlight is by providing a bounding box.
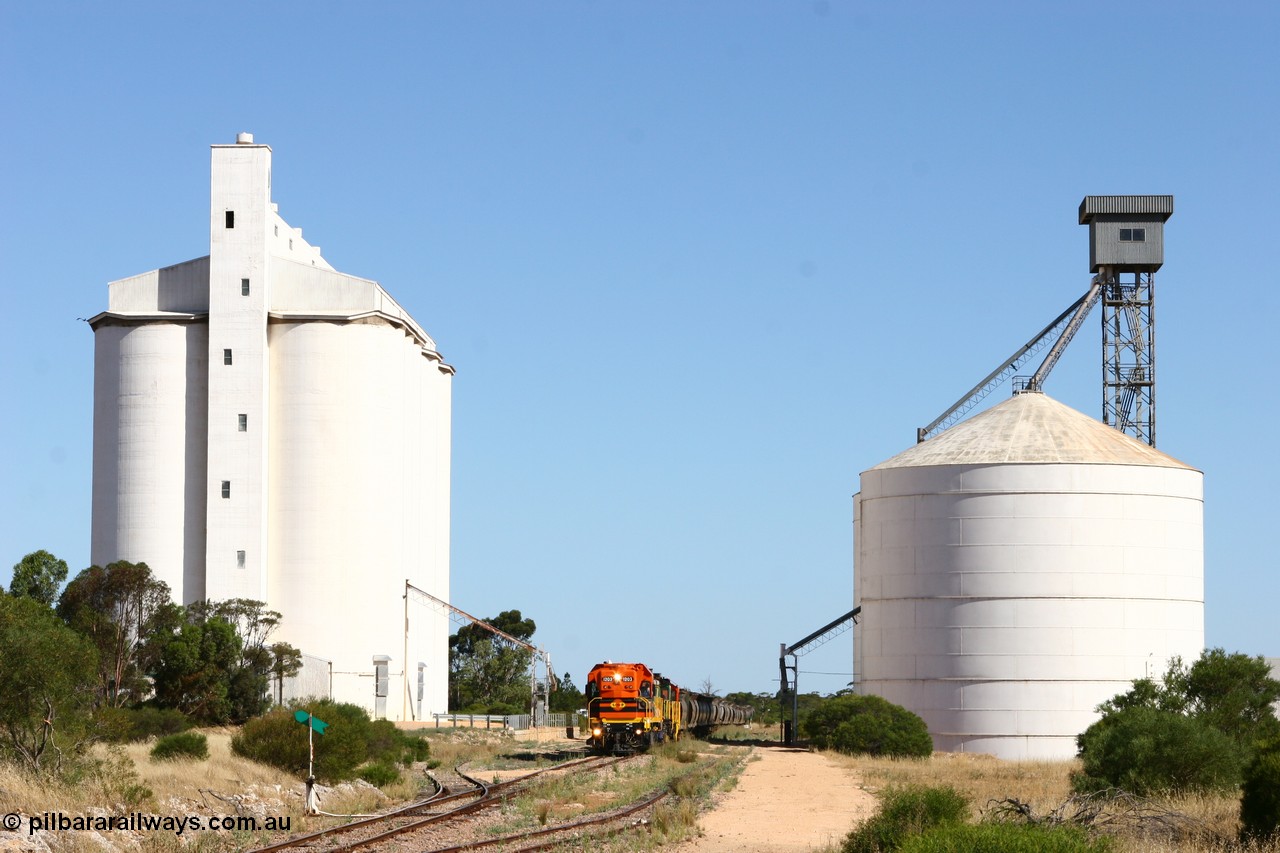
[592,727,602,737]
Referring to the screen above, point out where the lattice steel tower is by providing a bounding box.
[1079,196,1173,447]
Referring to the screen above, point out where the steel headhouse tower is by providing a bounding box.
[1079,196,1173,447]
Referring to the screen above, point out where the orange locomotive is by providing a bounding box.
[584,661,752,753]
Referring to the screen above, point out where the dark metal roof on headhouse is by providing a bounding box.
[1079,195,1174,224]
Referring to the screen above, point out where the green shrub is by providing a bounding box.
[366,718,430,766]
[1240,739,1280,843]
[1175,648,1280,750]
[898,823,1113,853]
[97,706,193,743]
[366,718,400,761]
[87,746,154,806]
[150,731,209,761]
[231,709,300,771]
[842,785,969,853]
[1078,648,1280,798]
[402,732,431,764]
[231,699,429,783]
[232,700,369,781]
[357,761,402,787]
[805,695,932,758]
[1073,706,1243,795]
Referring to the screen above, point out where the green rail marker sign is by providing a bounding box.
[293,710,329,735]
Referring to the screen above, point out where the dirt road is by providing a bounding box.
[668,746,876,853]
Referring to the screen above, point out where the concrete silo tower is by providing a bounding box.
[853,393,1203,760]
[89,134,452,720]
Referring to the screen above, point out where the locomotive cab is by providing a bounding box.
[585,662,677,753]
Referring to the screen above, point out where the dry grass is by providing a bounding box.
[650,798,700,840]
[0,762,88,818]
[833,750,1076,820]
[707,723,782,743]
[0,729,430,852]
[0,734,299,853]
[821,750,1280,853]
[419,728,512,770]
[126,730,294,797]
[470,736,747,848]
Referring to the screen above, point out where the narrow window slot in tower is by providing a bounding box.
[241,278,250,296]
[223,348,233,365]
[238,414,248,432]
[225,210,235,228]
[221,480,231,499]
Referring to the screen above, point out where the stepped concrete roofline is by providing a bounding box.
[872,392,1197,471]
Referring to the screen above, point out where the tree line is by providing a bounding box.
[3,553,569,773]
[0,550,301,774]
[445,608,594,715]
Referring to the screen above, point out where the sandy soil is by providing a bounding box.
[668,746,876,853]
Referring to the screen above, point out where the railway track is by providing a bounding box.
[246,754,628,853]
[417,787,668,853]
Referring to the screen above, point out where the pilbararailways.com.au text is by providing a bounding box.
[10,812,292,836]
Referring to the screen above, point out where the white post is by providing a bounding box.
[403,579,410,721]
[304,713,318,814]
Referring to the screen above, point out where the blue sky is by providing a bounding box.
[2,2,1277,697]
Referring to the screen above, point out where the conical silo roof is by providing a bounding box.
[872,392,1196,470]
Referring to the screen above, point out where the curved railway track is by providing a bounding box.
[421,787,668,853]
[246,754,627,853]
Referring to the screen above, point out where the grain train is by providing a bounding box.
[584,661,753,754]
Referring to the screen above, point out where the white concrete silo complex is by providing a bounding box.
[853,392,1203,760]
[90,135,452,719]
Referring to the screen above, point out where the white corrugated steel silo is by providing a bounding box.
[853,392,1203,760]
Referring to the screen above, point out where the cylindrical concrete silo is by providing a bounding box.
[268,318,409,715]
[268,316,450,719]
[853,392,1203,760]
[91,321,208,600]
[416,345,453,718]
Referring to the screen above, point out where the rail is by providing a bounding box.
[247,755,623,853]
